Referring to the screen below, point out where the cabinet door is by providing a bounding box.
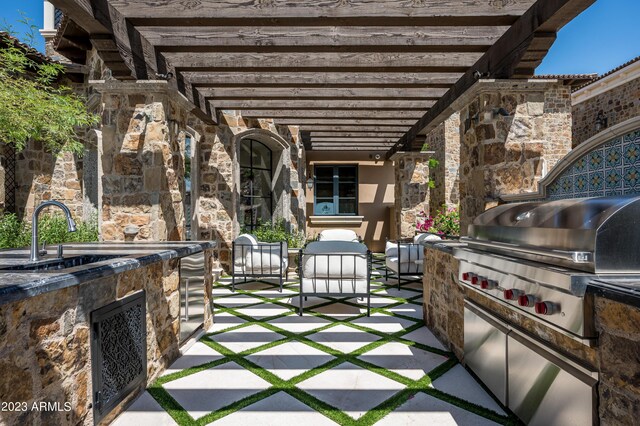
[463,304,508,404]
[507,333,597,426]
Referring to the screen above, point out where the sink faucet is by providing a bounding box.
[30,201,77,262]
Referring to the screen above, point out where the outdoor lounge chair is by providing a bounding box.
[317,229,360,242]
[385,233,441,288]
[232,233,288,292]
[298,240,372,316]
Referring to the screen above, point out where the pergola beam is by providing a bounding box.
[107,0,535,22]
[390,0,596,156]
[239,110,425,119]
[182,72,461,88]
[212,99,433,110]
[198,87,447,100]
[165,52,480,72]
[138,26,506,52]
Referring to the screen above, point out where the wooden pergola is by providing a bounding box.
[51,0,594,153]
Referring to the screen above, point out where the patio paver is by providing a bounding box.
[114,272,514,425]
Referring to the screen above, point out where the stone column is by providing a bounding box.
[93,81,190,242]
[457,80,572,234]
[426,112,461,215]
[391,151,433,239]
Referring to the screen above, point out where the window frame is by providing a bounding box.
[313,164,359,216]
[240,138,274,230]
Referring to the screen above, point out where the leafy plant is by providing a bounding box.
[416,205,460,237]
[242,220,307,248]
[0,213,30,248]
[0,213,99,249]
[0,14,99,154]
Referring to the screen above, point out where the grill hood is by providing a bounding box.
[463,195,640,273]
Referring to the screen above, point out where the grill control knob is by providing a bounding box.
[480,279,496,290]
[462,272,470,281]
[518,294,535,307]
[535,301,553,315]
[503,289,518,300]
[471,275,480,285]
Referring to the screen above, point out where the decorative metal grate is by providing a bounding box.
[91,291,147,425]
[3,143,16,214]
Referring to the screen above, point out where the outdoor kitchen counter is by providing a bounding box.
[0,241,215,306]
[0,241,217,426]
[420,239,467,254]
[420,239,640,307]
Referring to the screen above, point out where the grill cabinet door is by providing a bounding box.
[463,303,508,404]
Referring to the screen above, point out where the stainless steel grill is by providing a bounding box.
[465,195,640,274]
[453,196,640,426]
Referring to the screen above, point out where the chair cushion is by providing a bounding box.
[318,229,359,242]
[301,278,369,294]
[414,233,442,244]
[233,234,259,266]
[384,241,423,262]
[301,241,368,279]
[385,256,423,274]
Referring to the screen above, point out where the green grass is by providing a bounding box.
[146,271,518,425]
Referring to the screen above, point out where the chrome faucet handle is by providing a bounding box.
[39,241,47,256]
[57,244,63,258]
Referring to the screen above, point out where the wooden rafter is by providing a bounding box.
[50,0,594,151]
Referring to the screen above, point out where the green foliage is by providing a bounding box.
[0,213,99,249]
[416,205,460,237]
[0,14,99,154]
[0,213,30,248]
[242,220,307,248]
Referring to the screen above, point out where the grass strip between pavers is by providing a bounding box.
[146,273,519,425]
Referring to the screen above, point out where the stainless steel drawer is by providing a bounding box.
[463,302,508,404]
[508,331,598,426]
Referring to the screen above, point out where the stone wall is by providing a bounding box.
[96,82,190,243]
[427,113,461,215]
[422,246,464,360]
[573,74,640,148]
[458,81,572,234]
[0,249,214,426]
[14,142,86,220]
[594,297,640,425]
[189,112,303,270]
[392,152,431,239]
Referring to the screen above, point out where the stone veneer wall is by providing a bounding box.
[0,248,215,426]
[189,112,303,270]
[573,76,640,148]
[14,143,86,220]
[97,85,189,242]
[458,81,572,234]
[393,153,431,239]
[422,246,464,360]
[422,246,640,425]
[427,113,461,215]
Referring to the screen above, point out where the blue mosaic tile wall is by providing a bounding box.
[546,129,640,200]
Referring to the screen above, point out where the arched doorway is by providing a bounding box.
[239,138,273,231]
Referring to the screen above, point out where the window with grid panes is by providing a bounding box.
[313,165,358,215]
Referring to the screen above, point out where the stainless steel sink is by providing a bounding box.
[0,254,122,272]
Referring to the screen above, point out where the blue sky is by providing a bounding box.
[0,0,638,76]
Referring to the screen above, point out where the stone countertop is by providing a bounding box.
[588,278,640,309]
[0,241,216,306]
[420,239,467,255]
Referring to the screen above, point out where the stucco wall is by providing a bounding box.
[305,152,394,252]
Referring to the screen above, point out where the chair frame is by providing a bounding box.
[385,238,424,289]
[231,240,287,292]
[298,249,372,316]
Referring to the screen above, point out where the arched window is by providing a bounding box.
[240,138,273,230]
